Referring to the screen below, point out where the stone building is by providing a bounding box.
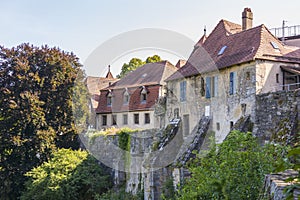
[165,8,300,142]
[95,61,178,130]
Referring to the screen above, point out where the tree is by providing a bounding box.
[21,149,112,200]
[145,55,161,63]
[0,43,89,199]
[178,131,290,200]
[117,55,161,78]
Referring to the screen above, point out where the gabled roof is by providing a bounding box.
[106,60,177,89]
[96,61,178,114]
[166,19,300,81]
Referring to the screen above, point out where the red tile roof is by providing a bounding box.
[96,61,177,113]
[166,20,300,81]
[96,85,160,113]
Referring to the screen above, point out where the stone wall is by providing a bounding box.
[260,169,299,200]
[253,90,300,144]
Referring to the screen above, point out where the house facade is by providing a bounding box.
[165,8,300,142]
[96,61,178,130]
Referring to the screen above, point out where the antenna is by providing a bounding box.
[204,25,207,36]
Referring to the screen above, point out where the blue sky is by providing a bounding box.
[1,0,300,76]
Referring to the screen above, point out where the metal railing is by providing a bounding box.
[270,25,300,38]
[272,82,300,92]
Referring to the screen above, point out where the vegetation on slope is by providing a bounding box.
[177,131,291,200]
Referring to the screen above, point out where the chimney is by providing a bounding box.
[242,8,253,30]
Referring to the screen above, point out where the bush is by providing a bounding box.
[178,131,290,200]
[21,149,112,200]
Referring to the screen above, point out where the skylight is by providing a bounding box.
[218,46,227,55]
[270,41,279,49]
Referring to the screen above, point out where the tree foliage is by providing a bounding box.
[177,131,290,200]
[0,43,88,199]
[21,149,111,200]
[117,55,161,78]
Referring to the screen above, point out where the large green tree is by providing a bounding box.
[0,43,88,199]
[21,149,111,200]
[117,55,161,78]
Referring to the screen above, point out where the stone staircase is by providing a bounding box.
[175,116,210,166]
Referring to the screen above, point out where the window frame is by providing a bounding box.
[111,114,117,125]
[102,115,107,126]
[180,81,187,102]
[123,114,128,125]
[229,71,237,95]
[144,113,150,124]
[134,114,139,124]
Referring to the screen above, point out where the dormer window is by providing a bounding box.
[107,91,112,106]
[141,86,147,103]
[218,45,227,56]
[123,88,130,104]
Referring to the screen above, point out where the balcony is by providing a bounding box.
[270,25,300,39]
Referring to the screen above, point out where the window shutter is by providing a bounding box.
[229,72,234,95]
[180,81,187,102]
[206,77,211,98]
[233,72,237,94]
[214,76,218,97]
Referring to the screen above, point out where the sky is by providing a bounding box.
[1,0,300,77]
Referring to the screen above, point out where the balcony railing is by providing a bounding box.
[270,25,300,39]
[272,82,300,92]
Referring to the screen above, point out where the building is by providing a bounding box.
[96,61,178,130]
[86,66,118,128]
[165,8,300,142]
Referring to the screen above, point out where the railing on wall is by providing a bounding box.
[272,82,300,92]
[270,25,300,39]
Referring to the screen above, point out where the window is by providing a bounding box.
[213,76,218,97]
[123,114,128,125]
[200,77,205,97]
[124,89,129,104]
[218,45,227,55]
[180,81,187,102]
[134,114,139,124]
[246,71,250,80]
[206,77,211,98]
[107,92,112,106]
[124,94,129,104]
[276,73,279,83]
[205,76,218,98]
[144,113,150,124]
[102,115,107,126]
[112,115,117,125]
[216,122,220,131]
[183,115,190,136]
[270,41,279,49]
[229,72,237,95]
[141,86,147,103]
[141,93,147,102]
